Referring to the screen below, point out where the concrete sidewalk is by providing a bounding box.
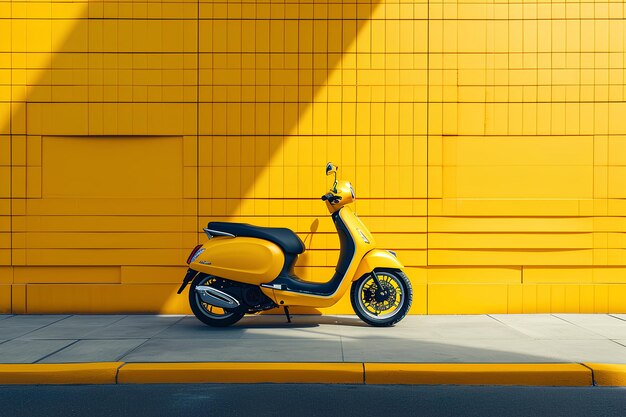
[2,314,626,386]
[1,313,626,364]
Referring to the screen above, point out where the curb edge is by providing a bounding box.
[0,362,624,386]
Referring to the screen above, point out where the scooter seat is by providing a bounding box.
[207,222,305,255]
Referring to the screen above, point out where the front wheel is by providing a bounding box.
[189,274,245,327]
[351,269,412,327]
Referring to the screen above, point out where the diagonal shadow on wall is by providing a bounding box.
[1,0,387,313]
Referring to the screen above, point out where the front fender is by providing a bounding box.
[353,249,404,281]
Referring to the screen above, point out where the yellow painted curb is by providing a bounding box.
[0,362,606,386]
[118,362,364,384]
[0,362,124,384]
[365,363,592,386]
[584,363,626,386]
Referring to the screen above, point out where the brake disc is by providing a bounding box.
[364,281,397,313]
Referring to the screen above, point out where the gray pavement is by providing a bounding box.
[2,384,626,417]
[1,314,626,364]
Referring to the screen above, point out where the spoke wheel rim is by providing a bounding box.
[358,272,405,320]
[194,276,236,320]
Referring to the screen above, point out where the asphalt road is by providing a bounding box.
[1,384,625,417]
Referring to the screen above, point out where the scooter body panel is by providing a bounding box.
[266,205,374,308]
[350,210,376,248]
[190,237,285,285]
[353,249,404,281]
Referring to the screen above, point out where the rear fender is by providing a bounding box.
[353,249,404,281]
[177,268,198,294]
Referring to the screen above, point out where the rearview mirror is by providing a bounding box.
[326,162,338,192]
[325,162,337,176]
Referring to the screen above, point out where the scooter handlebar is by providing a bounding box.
[321,193,342,204]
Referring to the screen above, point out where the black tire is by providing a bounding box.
[188,274,245,327]
[350,269,412,327]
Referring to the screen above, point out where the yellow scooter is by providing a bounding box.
[178,163,412,327]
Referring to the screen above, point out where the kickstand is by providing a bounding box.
[283,306,292,323]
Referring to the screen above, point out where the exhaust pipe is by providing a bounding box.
[195,286,240,309]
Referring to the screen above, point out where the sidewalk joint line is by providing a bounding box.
[15,315,74,340]
[149,315,188,339]
[486,314,531,338]
[33,339,81,364]
[111,337,150,362]
[105,315,136,327]
[485,314,501,321]
[114,338,153,362]
[551,314,609,339]
[73,315,136,339]
[339,335,345,362]
[608,339,626,349]
[609,314,626,322]
[487,314,508,326]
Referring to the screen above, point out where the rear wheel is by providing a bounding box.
[351,269,412,327]
[189,274,245,327]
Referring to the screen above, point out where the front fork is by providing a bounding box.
[371,269,389,300]
[177,268,198,294]
[371,270,383,289]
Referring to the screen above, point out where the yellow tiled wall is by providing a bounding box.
[1,0,625,314]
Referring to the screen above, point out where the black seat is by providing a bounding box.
[207,222,305,255]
